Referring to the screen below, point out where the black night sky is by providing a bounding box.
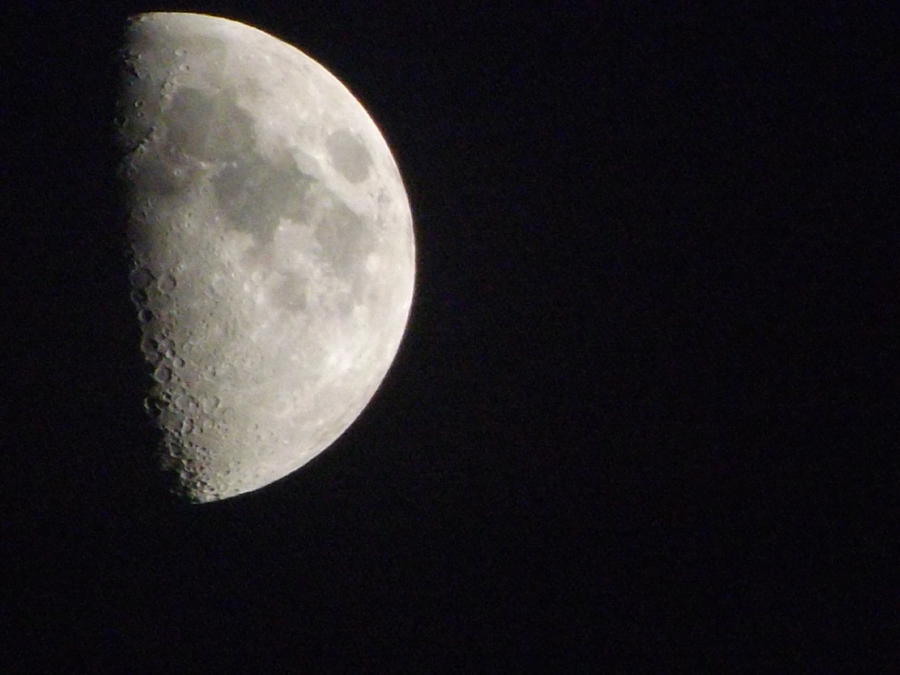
[3,1,893,670]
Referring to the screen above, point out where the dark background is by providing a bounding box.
[3,1,894,670]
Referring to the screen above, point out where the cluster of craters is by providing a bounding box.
[130,263,228,498]
[118,12,415,502]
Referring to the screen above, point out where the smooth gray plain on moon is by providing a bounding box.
[117,12,415,502]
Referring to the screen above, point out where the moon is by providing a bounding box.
[116,13,415,502]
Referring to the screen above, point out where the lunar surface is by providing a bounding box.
[116,13,415,502]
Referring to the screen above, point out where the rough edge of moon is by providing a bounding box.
[117,12,416,503]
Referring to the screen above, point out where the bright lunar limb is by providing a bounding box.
[116,13,415,502]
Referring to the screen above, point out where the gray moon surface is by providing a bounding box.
[116,13,415,502]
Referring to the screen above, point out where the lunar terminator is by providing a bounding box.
[117,12,415,502]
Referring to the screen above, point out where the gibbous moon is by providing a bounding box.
[116,13,415,502]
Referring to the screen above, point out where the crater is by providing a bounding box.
[128,145,198,195]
